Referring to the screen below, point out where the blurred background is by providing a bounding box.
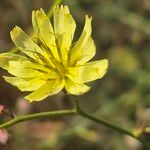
[0,0,150,149]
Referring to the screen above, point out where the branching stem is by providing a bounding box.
[0,95,149,148]
[72,95,150,148]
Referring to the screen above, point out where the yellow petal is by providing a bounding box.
[4,76,45,91]
[65,78,90,95]
[53,5,76,63]
[67,59,108,83]
[8,60,58,78]
[25,79,64,102]
[32,9,59,61]
[10,26,48,63]
[0,53,26,70]
[69,16,95,65]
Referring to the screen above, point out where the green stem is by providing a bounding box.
[72,95,150,148]
[0,96,149,148]
[0,109,76,129]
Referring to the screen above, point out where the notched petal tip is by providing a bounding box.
[97,59,109,78]
[85,15,92,21]
[84,16,92,31]
[26,98,34,103]
[24,95,34,103]
[53,5,59,11]
[63,5,70,13]
[65,78,91,95]
[53,5,70,14]
[10,26,21,38]
[25,94,37,102]
[103,59,109,70]
[40,8,44,12]
[24,79,64,102]
[3,76,7,83]
[35,9,44,19]
[32,10,35,15]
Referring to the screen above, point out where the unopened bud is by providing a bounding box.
[0,129,9,145]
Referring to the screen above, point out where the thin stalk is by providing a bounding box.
[0,95,149,148]
[72,95,150,148]
[0,109,76,129]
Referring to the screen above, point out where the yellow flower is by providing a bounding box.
[0,6,108,102]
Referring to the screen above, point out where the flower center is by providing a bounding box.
[55,62,67,77]
[36,38,69,78]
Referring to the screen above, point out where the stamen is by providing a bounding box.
[55,36,63,62]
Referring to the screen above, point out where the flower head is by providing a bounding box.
[0,6,108,102]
